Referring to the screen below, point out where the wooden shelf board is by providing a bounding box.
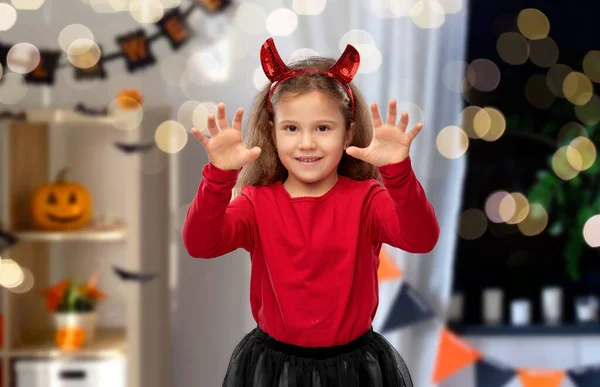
[24,108,124,126]
[14,224,127,242]
[9,328,126,359]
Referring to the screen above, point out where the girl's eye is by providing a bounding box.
[284,125,330,132]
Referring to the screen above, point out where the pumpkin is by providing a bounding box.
[55,327,87,351]
[31,168,93,231]
[116,88,143,110]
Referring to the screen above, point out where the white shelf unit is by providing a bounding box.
[0,107,172,387]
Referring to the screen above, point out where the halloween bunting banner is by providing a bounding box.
[376,246,600,387]
[0,0,229,86]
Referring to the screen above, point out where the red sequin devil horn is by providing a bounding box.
[260,37,360,120]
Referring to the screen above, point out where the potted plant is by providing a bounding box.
[41,274,106,350]
[526,125,600,322]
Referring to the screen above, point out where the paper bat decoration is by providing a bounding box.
[0,228,19,253]
[0,111,27,120]
[112,265,157,283]
[113,141,156,154]
[74,103,108,116]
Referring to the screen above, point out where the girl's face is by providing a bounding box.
[270,90,354,197]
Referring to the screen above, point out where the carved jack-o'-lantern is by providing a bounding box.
[55,327,87,351]
[117,89,143,110]
[31,168,93,231]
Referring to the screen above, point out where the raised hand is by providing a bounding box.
[345,100,423,167]
[192,103,261,171]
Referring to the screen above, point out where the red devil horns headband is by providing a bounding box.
[260,37,361,121]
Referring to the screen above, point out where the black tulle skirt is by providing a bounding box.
[222,326,413,387]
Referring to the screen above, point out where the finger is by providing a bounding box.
[407,123,423,141]
[386,99,397,126]
[232,108,244,131]
[206,113,219,137]
[370,103,383,128]
[217,102,229,130]
[191,127,210,148]
[245,146,262,163]
[345,146,365,160]
[398,111,409,132]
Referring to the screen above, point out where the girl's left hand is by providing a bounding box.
[346,100,423,167]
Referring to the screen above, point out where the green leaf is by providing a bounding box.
[565,229,584,281]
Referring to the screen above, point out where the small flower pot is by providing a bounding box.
[52,311,97,349]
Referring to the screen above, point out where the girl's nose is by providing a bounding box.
[298,132,316,149]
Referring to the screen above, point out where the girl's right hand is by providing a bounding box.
[192,103,262,171]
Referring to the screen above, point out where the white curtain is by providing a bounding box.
[171,1,469,386]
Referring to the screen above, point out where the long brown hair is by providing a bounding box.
[232,56,382,198]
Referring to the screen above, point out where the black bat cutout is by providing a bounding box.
[113,265,157,283]
[0,111,27,120]
[113,141,156,154]
[74,103,108,116]
[0,229,19,253]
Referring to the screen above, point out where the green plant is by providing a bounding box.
[526,124,600,281]
[41,274,106,313]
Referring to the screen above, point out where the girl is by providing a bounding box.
[183,37,440,387]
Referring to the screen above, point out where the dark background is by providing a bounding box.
[452,0,600,325]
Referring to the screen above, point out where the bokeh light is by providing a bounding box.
[563,71,593,106]
[436,126,469,159]
[58,24,94,52]
[108,98,144,131]
[583,215,600,248]
[485,190,512,223]
[476,107,505,141]
[552,146,581,180]
[7,43,41,74]
[569,136,597,171]
[467,59,501,92]
[518,203,548,236]
[0,3,17,31]
[266,8,298,36]
[11,0,44,9]
[517,8,550,40]
[234,2,267,35]
[292,0,326,15]
[557,121,588,146]
[496,32,530,65]
[459,208,488,240]
[67,39,101,69]
[582,50,600,83]
[129,0,164,23]
[574,94,600,126]
[546,64,572,98]
[155,120,188,154]
[410,0,445,29]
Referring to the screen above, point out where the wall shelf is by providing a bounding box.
[9,328,126,359]
[14,224,127,242]
[448,322,600,337]
[0,108,172,387]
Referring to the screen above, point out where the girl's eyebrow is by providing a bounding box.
[278,119,339,125]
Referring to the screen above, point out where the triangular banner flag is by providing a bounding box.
[432,328,481,384]
[568,364,600,387]
[474,358,516,387]
[378,246,402,282]
[381,282,434,332]
[518,369,565,387]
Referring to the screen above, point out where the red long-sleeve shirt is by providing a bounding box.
[182,156,439,347]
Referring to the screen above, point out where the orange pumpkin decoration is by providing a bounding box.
[116,88,143,110]
[31,168,93,231]
[55,327,87,351]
